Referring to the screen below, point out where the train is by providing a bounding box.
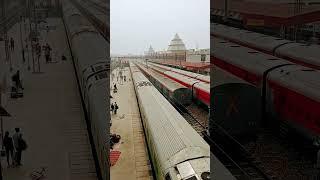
[149,62,210,83]
[129,62,211,180]
[62,2,109,180]
[211,36,320,145]
[210,66,261,137]
[140,61,210,108]
[134,62,192,106]
[212,23,320,70]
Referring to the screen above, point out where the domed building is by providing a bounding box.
[145,45,155,56]
[167,33,186,54]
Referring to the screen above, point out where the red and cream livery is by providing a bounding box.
[149,62,210,83]
[211,36,320,142]
[139,62,210,108]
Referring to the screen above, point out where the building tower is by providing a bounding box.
[167,33,186,53]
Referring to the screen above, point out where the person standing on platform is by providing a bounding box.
[114,102,119,114]
[22,48,26,63]
[36,42,42,60]
[12,70,24,91]
[111,103,114,114]
[44,43,52,63]
[3,131,14,167]
[10,37,15,51]
[124,75,126,82]
[12,128,21,166]
[17,134,27,166]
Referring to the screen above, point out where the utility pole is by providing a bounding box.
[223,0,229,22]
[28,0,36,73]
[24,0,31,70]
[2,0,12,72]
[20,16,25,64]
[293,0,302,41]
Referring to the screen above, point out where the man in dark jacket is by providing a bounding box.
[114,102,119,114]
[3,131,14,167]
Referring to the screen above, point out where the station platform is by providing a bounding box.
[110,67,153,180]
[0,18,97,179]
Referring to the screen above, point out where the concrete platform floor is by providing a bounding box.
[0,18,97,180]
[110,67,153,180]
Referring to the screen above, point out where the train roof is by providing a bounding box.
[165,71,200,85]
[212,37,293,76]
[150,62,210,83]
[212,23,320,69]
[211,66,251,88]
[276,43,320,68]
[212,23,291,52]
[268,65,320,102]
[131,68,209,168]
[136,63,188,93]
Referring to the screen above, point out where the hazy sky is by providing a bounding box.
[110,0,210,55]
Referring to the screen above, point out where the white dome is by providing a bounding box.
[148,46,155,53]
[168,33,186,52]
[146,45,155,55]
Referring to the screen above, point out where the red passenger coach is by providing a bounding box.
[147,63,210,108]
[164,71,210,107]
[211,37,293,86]
[211,36,320,144]
[266,66,320,140]
[210,66,261,136]
[150,62,210,83]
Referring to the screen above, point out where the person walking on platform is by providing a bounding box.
[12,70,24,91]
[3,131,14,167]
[114,102,119,115]
[10,37,15,51]
[15,133,27,166]
[111,103,114,114]
[36,42,41,60]
[44,43,52,63]
[114,84,117,91]
[124,75,126,82]
[12,128,21,166]
[22,48,26,63]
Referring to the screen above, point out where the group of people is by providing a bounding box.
[116,74,126,83]
[110,102,119,115]
[3,128,27,167]
[34,42,52,63]
[110,133,121,150]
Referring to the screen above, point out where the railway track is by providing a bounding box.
[210,116,319,179]
[70,0,109,42]
[82,0,107,14]
[242,128,318,179]
[208,124,273,180]
[165,98,207,136]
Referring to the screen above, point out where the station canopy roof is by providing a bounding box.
[211,0,320,27]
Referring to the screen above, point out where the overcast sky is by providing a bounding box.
[110,0,210,55]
